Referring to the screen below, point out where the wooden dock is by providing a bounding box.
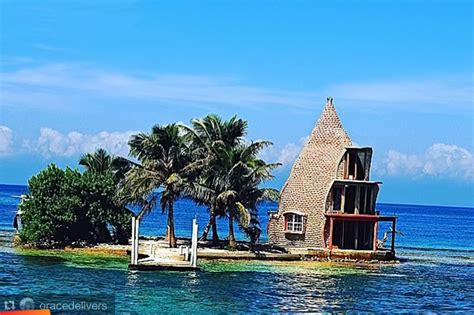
[127,217,396,271]
[129,218,200,271]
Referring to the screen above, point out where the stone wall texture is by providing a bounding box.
[268,98,352,248]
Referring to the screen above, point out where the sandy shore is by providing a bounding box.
[51,237,399,265]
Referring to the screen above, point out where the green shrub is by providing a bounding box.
[19,164,132,248]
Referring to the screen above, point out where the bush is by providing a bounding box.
[19,164,132,248]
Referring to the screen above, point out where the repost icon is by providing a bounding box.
[19,298,34,311]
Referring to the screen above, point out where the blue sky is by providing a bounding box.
[0,1,472,207]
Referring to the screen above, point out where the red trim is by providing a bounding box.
[325,213,396,222]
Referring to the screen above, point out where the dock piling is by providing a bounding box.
[191,219,198,268]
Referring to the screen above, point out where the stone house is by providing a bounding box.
[267,97,396,253]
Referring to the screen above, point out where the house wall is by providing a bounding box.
[267,100,352,248]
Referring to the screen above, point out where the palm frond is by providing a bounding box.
[217,190,238,204]
[235,202,251,228]
[259,188,280,202]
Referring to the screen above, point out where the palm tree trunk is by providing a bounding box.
[200,213,213,241]
[200,205,220,244]
[211,209,219,245]
[167,199,177,248]
[165,226,170,241]
[228,209,237,249]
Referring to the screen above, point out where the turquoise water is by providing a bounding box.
[1,184,473,313]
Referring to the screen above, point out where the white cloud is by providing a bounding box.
[377,143,473,181]
[277,142,302,165]
[0,63,318,109]
[264,138,473,182]
[261,136,308,167]
[329,75,473,108]
[33,128,137,157]
[1,63,471,112]
[0,126,13,156]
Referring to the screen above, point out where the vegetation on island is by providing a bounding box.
[183,115,280,248]
[18,114,280,249]
[19,164,132,248]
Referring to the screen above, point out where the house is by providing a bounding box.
[267,97,396,255]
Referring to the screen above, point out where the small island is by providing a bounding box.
[13,98,398,270]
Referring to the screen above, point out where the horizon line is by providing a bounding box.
[0,182,471,209]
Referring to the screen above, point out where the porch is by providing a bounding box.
[326,213,397,253]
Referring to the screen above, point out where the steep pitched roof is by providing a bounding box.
[270,97,352,247]
[283,97,352,193]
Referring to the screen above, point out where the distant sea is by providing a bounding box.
[1,183,473,313]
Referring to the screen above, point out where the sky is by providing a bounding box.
[0,0,472,207]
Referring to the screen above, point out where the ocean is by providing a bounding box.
[0,183,473,313]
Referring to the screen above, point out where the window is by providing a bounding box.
[285,213,304,233]
[343,149,372,180]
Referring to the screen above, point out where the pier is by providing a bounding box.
[129,218,200,271]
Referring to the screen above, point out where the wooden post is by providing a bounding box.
[191,218,198,268]
[355,186,360,214]
[354,153,358,180]
[354,186,360,250]
[391,219,396,253]
[131,216,136,265]
[373,221,378,252]
[343,153,348,179]
[341,187,346,213]
[368,188,373,214]
[354,222,359,250]
[363,150,367,180]
[328,217,334,253]
[134,218,140,265]
[341,221,345,249]
[361,187,367,214]
[184,246,190,261]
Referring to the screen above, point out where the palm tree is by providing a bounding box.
[79,148,132,182]
[79,148,113,174]
[213,141,280,249]
[121,124,204,248]
[182,114,247,244]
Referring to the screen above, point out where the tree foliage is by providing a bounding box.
[19,164,132,248]
[183,115,280,248]
[19,115,280,250]
[182,114,248,244]
[119,124,206,248]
